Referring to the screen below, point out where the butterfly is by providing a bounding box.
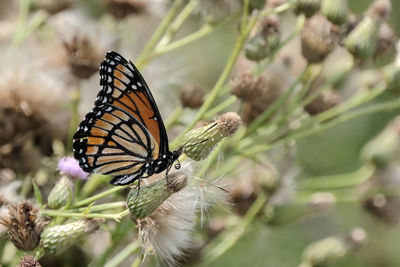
[73,51,182,186]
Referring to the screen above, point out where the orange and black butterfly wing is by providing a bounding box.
[96,51,169,155]
[73,104,159,185]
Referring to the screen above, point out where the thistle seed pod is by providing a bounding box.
[301,237,347,267]
[293,0,321,18]
[321,0,348,25]
[344,16,380,60]
[245,17,280,61]
[183,112,241,161]
[127,171,187,219]
[40,218,103,255]
[180,84,205,109]
[47,175,73,209]
[301,14,339,63]
[0,202,47,251]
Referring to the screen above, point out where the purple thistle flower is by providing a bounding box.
[57,157,89,180]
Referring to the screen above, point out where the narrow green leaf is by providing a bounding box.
[32,181,43,206]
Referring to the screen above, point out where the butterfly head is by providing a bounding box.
[171,148,183,170]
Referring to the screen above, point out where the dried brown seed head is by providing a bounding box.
[0,201,47,251]
[301,14,339,63]
[216,112,242,137]
[180,85,205,109]
[305,89,341,115]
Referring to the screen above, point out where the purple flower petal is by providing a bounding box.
[57,157,89,180]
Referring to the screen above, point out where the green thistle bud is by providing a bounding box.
[245,17,280,61]
[321,0,348,25]
[301,237,347,266]
[293,0,321,18]
[40,218,103,255]
[345,16,380,60]
[183,112,241,161]
[47,176,73,209]
[127,172,187,219]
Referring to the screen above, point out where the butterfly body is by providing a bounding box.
[73,51,181,186]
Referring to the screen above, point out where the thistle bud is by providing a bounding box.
[245,17,280,61]
[47,176,73,209]
[304,89,341,115]
[127,172,187,219]
[301,237,347,267]
[374,23,396,62]
[293,0,321,18]
[17,255,42,267]
[0,202,47,251]
[63,35,102,79]
[240,102,262,125]
[321,0,348,25]
[367,0,391,22]
[183,112,241,161]
[180,84,205,109]
[344,16,380,60]
[40,218,103,255]
[57,156,88,180]
[104,0,149,19]
[301,14,339,63]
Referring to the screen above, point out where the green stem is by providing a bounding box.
[314,85,385,124]
[203,192,268,263]
[156,0,198,49]
[150,23,214,60]
[9,0,31,48]
[66,85,81,153]
[203,95,238,118]
[40,209,123,221]
[80,174,110,199]
[135,0,185,69]
[171,14,259,148]
[72,201,126,213]
[298,164,375,191]
[165,106,184,130]
[242,97,400,156]
[73,186,126,207]
[104,241,141,267]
